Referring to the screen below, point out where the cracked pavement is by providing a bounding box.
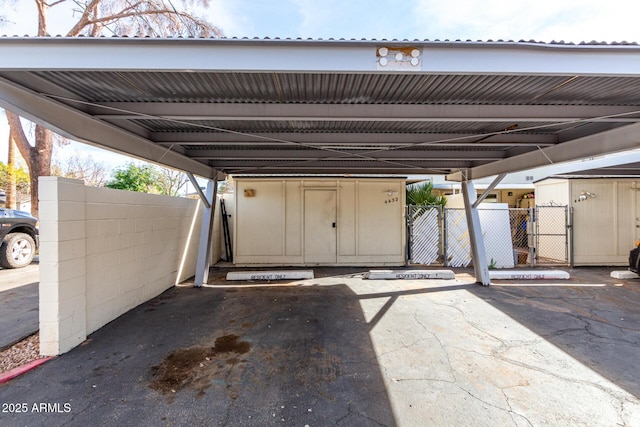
[1,266,639,426]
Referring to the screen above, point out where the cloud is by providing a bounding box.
[196,0,253,37]
[291,0,422,40]
[411,0,640,43]
[291,0,338,38]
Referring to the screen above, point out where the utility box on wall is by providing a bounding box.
[535,177,640,266]
[233,177,406,266]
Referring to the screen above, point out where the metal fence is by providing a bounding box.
[534,205,571,265]
[407,204,571,267]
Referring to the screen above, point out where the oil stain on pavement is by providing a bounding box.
[149,334,251,400]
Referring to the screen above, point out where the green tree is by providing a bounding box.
[105,163,187,195]
[406,181,446,208]
[106,163,156,193]
[1,0,221,216]
[0,161,30,207]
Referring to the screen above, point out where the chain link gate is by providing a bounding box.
[406,204,572,267]
[533,205,571,266]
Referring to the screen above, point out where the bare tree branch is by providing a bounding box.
[2,0,221,214]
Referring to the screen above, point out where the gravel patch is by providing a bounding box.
[0,333,44,373]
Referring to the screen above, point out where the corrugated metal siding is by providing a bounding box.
[34,71,640,106]
[133,118,567,134]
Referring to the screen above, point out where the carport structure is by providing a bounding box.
[2,38,640,289]
[4,39,640,281]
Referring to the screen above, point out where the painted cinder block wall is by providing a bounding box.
[39,177,220,355]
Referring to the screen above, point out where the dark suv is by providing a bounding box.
[0,208,39,269]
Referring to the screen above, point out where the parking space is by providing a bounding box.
[0,267,639,425]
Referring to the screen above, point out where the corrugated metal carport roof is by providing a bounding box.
[1,36,640,180]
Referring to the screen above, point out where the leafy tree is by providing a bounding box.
[106,163,156,193]
[105,162,187,195]
[406,181,447,208]
[1,0,221,216]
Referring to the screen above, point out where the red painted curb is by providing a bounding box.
[0,356,54,384]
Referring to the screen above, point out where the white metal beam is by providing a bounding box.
[473,173,507,208]
[0,76,217,179]
[447,121,640,181]
[152,132,557,146]
[462,180,491,286]
[2,38,640,76]
[217,159,470,169]
[186,173,210,209]
[89,103,640,123]
[187,148,506,161]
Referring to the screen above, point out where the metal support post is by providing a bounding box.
[462,180,491,286]
[194,177,218,287]
[442,207,448,267]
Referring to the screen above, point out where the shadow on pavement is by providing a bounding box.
[0,283,395,426]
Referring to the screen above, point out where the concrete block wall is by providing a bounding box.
[39,177,216,355]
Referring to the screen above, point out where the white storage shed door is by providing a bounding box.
[304,190,337,263]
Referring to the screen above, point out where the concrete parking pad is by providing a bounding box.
[1,267,639,425]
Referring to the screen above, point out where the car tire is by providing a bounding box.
[0,232,36,269]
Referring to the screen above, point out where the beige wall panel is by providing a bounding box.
[535,179,570,206]
[338,180,356,256]
[615,180,636,255]
[285,181,302,256]
[572,180,616,258]
[235,181,284,256]
[302,179,337,188]
[357,181,403,256]
[572,255,629,265]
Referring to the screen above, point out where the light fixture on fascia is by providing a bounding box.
[385,190,399,196]
[575,190,596,202]
[376,46,422,71]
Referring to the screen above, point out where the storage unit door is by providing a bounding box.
[304,190,337,263]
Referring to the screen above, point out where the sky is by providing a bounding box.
[1,0,640,172]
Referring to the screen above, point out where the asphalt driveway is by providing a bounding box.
[0,267,639,426]
[0,262,39,350]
